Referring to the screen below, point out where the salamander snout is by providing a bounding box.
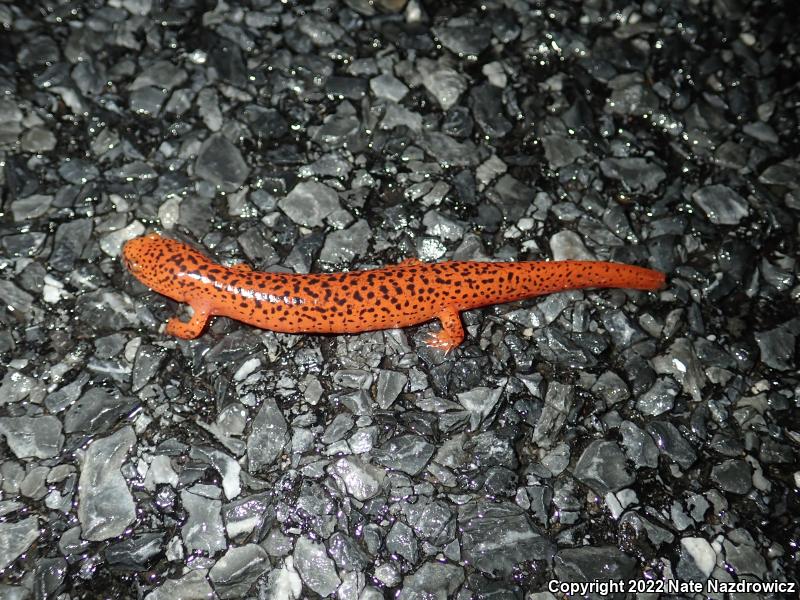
[122,236,153,275]
[123,233,207,304]
[121,248,140,274]
[122,233,173,293]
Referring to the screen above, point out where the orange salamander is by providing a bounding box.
[123,233,665,352]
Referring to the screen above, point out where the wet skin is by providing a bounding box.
[123,233,666,352]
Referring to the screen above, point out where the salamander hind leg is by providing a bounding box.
[424,307,465,354]
[164,305,211,339]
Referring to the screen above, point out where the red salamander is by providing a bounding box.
[123,233,665,352]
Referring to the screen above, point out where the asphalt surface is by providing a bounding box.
[0,1,798,598]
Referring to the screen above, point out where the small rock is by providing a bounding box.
[710,459,752,494]
[320,219,370,263]
[195,134,250,192]
[0,415,63,459]
[550,230,594,261]
[278,181,341,227]
[78,427,137,541]
[374,434,435,475]
[600,157,666,194]
[433,23,492,57]
[691,184,749,225]
[247,398,288,472]
[0,517,39,570]
[573,440,635,493]
[370,73,409,102]
[541,135,586,169]
[293,537,341,597]
[209,544,270,599]
[330,457,385,501]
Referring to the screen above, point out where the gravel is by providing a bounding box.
[0,0,798,597]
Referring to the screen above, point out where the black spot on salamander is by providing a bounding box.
[378,285,389,296]
[353,291,363,302]
[366,291,375,300]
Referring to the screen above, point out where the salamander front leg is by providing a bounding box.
[424,306,465,354]
[165,304,210,339]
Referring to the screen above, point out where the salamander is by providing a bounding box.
[122,233,665,352]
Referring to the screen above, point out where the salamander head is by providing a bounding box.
[123,233,201,301]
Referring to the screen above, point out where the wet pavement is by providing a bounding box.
[0,0,798,598]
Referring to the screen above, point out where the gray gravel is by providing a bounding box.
[0,0,798,597]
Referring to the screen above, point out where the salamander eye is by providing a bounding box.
[125,257,141,273]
